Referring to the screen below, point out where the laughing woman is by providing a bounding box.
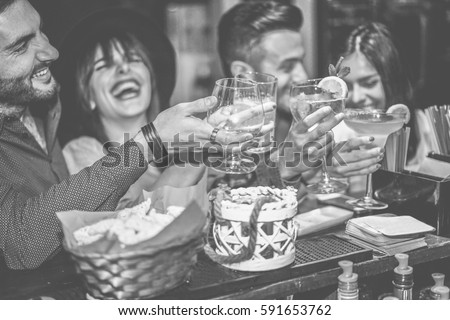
[55,8,207,210]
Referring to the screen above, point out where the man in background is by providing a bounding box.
[217,0,383,186]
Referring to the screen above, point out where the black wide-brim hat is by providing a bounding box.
[54,7,176,107]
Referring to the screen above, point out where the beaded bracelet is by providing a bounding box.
[141,122,169,163]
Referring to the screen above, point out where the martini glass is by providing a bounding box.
[344,110,407,210]
[290,80,347,194]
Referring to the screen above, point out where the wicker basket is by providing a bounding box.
[57,201,207,300]
[66,237,203,299]
[210,187,298,271]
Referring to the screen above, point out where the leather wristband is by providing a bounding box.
[141,122,168,163]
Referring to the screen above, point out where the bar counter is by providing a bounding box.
[1,198,450,300]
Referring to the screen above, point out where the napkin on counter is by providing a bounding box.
[346,214,435,246]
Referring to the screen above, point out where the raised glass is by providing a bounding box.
[207,78,265,174]
[236,72,278,154]
[290,79,347,194]
[344,110,407,210]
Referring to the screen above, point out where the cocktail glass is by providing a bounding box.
[290,80,347,194]
[207,78,265,174]
[236,72,277,154]
[344,110,407,210]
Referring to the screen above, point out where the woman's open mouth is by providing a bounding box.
[111,79,141,100]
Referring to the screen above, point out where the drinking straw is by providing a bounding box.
[383,132,396,171]
[384,126,409,172]
[443,106,450,155]
[402,127,410,171]
[439,105,450,154]
[423,108,441,154]
[426,106,444,154]
[392,129,398,172]
[434,106,446,154]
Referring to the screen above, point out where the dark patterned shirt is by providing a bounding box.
[0,103,146,269]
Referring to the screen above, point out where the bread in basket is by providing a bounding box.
[57,200,206,299]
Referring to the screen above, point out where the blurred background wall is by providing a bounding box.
[32,0,450,109]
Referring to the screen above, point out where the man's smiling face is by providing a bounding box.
[0,0,59,107]
[250,29,308,116]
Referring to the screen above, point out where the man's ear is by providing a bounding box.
[230,60,254,76]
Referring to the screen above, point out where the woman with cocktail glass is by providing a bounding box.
[288,68,389,195]
[336,22,423,209]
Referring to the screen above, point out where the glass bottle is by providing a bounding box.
[419,273,445,300]
[392,253,414,300]
[337,260,359,300]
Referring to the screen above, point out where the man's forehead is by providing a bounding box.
[0,0,39,47]
[258,29,304,62]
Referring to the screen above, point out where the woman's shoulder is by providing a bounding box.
[63,136,104,153]
[63,136,104,174]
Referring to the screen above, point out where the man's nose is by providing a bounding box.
[35,32,59,62]
[291,63,308,84]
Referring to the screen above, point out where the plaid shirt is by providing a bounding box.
[0,102,146,269]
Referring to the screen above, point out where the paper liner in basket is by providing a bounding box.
[56,201,207,256]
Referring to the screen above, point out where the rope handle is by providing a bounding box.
[205,196,275,265]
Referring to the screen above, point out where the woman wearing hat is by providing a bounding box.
[55,8,208,210]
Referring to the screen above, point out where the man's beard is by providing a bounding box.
[0,73,59,109]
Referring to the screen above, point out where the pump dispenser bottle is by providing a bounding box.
[429,273,449,300]
[337,260,359,300]
[419,273,446,299]
[431,286,450,300]
[393,253,414,300]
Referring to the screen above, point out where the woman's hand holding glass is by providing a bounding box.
[327,136,384,178]
[289,81,347,194]
[277,106,342,182]
[343,109,407,210]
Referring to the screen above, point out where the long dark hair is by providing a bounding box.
[57,32,161,145]
[78,32,158,143]
[344,22,417,159]
[55,9,176,147]
[344,22,413,108]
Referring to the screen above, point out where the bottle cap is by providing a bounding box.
[394,253,413,275]
[378,293,399,300]
[431,286,450,300]
[383,296,399,300]
[431,273,445,289]
[338,260,358,283]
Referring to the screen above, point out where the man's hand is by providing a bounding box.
[277,106,344,181]
[153,96,255,148]
[327,136,384,177]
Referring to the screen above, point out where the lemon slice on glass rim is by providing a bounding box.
[386,103,411,124]
[318,76,348,98]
